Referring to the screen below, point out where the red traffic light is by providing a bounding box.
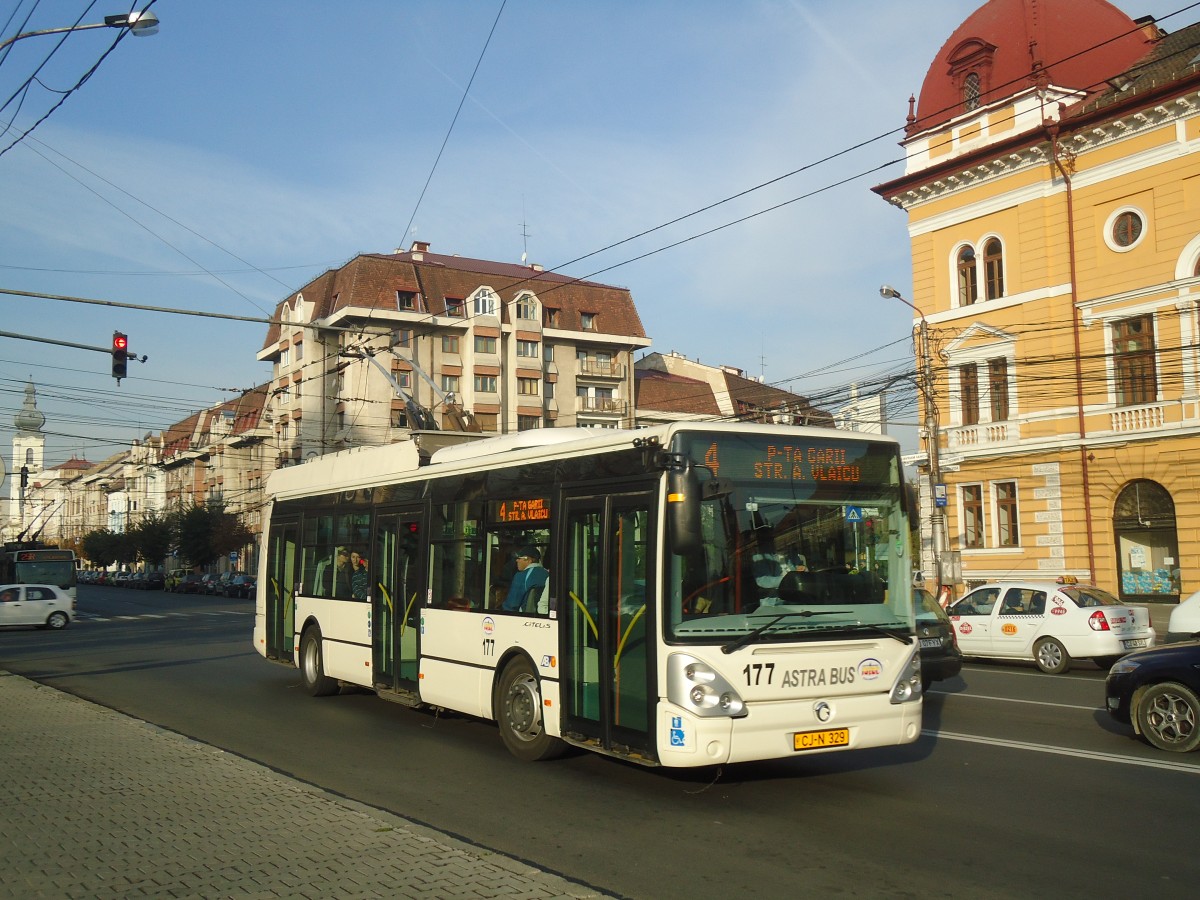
[113,333,128,352]
[112,331,129,380]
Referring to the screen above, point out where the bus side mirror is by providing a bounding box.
[667,464,702,556]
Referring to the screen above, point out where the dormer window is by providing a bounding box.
[396,290,418,311]
[473,288,498,317]
[515,292,538,320]
[581,312,596,331]
[963,72,981,111]
[445,297,465,317]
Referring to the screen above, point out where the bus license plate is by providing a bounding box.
[1123,638,1149,649]
[793,728,850,751]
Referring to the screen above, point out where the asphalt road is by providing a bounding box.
[2,585,1198,899]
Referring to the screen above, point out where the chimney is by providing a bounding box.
[410,241,430,253]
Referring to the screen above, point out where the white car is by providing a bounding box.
[0,583,74,630]
[1167,590,1200,643]
[946,579,1154,674]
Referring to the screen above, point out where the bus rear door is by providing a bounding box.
[560,487,656,761]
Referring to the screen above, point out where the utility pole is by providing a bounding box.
[880,286,946,593]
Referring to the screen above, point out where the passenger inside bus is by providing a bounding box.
[502,547,548,614]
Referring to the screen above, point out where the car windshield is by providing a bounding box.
[666,441,915,646]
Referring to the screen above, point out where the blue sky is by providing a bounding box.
[0,0,1190,480]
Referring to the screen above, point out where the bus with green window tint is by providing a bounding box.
[255,422,922,766]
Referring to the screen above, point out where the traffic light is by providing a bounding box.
[111,332,128,381]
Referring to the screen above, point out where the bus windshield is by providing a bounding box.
[17,558,77,591]
[666,432,913,644]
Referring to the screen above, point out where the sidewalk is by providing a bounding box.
[0,671,611,899]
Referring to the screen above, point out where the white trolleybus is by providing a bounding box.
[254,422,923,767]
[1,543,79,601]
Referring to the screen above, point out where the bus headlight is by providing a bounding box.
[889,651,922,704]
[668,654,747,718]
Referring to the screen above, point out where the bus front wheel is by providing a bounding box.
[300,626,339,697]
[496,657,566,761]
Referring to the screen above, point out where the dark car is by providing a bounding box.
[224,574,256,599]
[915,587,962,692]
[1105,640,1200,753]
[143,571,166,591]
[178,573,204,594]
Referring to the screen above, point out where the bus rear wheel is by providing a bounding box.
[300,626,338,697]
[496,657,566,762]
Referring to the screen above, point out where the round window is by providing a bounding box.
[1112,211,1143,248]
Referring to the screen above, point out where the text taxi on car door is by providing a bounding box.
[0,583,74,630]
[945,577,1154,674]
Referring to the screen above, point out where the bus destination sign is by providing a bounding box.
[493,498,551,524]
[16,549,75,561]
[696,440,871,484]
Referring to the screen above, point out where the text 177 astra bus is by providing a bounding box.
[1,543,78,600]
[254,422,922,766]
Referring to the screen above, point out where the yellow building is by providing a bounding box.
[873,0,1200,603]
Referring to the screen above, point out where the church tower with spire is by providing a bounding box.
[8,381,47,538]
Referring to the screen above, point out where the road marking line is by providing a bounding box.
[929,689,1097,711]
[927,729,1200,773]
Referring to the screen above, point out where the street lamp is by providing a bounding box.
[880,284,946,594]
[0,10,159,52]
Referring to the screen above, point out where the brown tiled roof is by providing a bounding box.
[1070,20,1200,117]
[262,247,645,351]
[161,411,203,461]
[635,370,721,415]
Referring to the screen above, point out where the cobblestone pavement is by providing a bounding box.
[0,671,612,899]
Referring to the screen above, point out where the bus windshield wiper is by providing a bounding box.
[720,610,842,655]
[840,621,913,645]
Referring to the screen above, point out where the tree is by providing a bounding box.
[129,510,175,570]
[175,502,254,567]
[81,529,124,568]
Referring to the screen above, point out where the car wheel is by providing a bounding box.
[1136,682,1200,753]
[45,611,69,630]
[1034,637,1071,674]
[1093,655,1123,670]
[299,626,338,697]
[495,656,566,762]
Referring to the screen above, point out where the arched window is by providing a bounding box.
[25,448,33,465]
[957,245,978,306]
[983,238,1004,300]
[1113,480,1180,598]
[963,72,981,111]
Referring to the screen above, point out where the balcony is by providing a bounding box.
[577,359,625,379]
[1110,402,1165,433]
[948,421,1016,449]
[578,397,627,415]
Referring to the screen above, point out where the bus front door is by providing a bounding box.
[265,518,299,664]
[372,511,425,692]
[560,489,655,761]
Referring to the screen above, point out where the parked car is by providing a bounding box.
[128,573,146,590]
[945,578,1155,674]
[199,573,222,595]
[1167,590,1200,643]
[164,568,191,592]
[1106,640,1200,752]
[177,573,204,594]
[914,587,962,691]
[0,583,74,629]
[224,574,257,599]
[143,571,166,590]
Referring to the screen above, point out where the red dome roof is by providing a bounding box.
[912,0,1155,134]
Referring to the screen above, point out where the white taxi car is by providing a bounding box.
[945,579,1154,674]
[0,583,74,630]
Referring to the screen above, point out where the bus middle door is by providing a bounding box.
[372,511,425,693]
[264,517,299,664]
[560,487,656,761]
